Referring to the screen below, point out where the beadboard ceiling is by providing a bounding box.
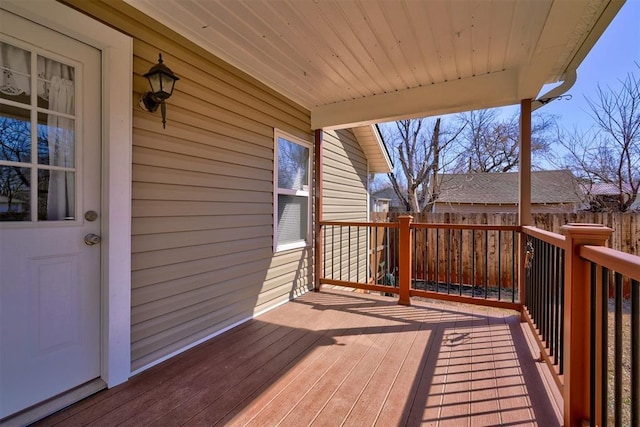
[124,0,624,130]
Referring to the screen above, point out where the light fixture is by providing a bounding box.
[138,53,180,128]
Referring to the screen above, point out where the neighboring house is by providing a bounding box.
[0,0,622,422]
[580,181,640,211]
[371,187,407,213]
[370,196,390,214]
[434,170,584,214]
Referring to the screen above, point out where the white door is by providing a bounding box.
[0,10,102,419]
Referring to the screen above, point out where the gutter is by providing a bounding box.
[374,123,394,170]
[533,0,626,111]
[532,68,576,111]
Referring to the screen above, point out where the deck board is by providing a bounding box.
[34,289,562,426]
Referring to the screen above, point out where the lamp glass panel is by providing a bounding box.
[147,73,161,95]
[157,72,175,99]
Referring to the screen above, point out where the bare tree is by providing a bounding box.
[386,118,463,212]
[0,117,32,219]
[558,70,640,212]
[454,109,556,172]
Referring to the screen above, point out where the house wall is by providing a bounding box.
[322,129,369,283]
[63,0,313,371]
[322,130,368,221]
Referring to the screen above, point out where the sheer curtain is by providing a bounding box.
[46,76,75,220]
[1,43,75,220]
[0,43,31,97]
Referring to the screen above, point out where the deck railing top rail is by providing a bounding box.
[320,220,398,228]
[321,219,521,233]
[579,245,640,282]
[522,225,566,248]
[321,219,520,232]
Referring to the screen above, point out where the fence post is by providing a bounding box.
[398,215,413,306]
[560,223,613,427]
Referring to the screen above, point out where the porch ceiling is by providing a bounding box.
[124,0,623,130]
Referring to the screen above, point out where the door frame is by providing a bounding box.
[1,0,133,388]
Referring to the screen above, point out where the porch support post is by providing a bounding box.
[518,99,532,310]
[398,215,413,306]
[314,129,323,292]
[560,223,613,427]
[518,99,532,225]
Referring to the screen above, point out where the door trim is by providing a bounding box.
[1,0,133,388]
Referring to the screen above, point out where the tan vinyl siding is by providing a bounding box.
[322,129,369,282]
[65,0,313,371]
[323,130,368,221]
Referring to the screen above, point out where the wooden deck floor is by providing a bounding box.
[35,289,562,426]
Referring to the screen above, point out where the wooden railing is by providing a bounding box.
[319,217,520,310]
[580,245,640,427]
[320,221,400,295]
[317,218,639,427]
[409,222,520,310]
[521,226,567,392]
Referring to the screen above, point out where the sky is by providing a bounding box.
[525,0,640,134]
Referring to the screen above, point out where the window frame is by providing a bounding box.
[273,129,312,253]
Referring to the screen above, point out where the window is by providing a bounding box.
[274,129,311,252]
[0,41,78,222]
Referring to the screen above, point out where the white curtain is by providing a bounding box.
[0,43,31,97]
[1,45,74,99]
[46,76,75,220]
[1,42,76,220]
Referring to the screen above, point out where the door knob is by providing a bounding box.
[84,233,101,246]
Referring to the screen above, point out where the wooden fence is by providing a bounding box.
[378,212,639,254]
[372,212,639,293]
[411,225,518,290]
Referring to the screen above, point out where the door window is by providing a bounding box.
[1,41,76,221]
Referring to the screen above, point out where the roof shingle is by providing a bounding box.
[436,170,582,204]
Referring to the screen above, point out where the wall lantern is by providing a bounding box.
[139,53,180,128]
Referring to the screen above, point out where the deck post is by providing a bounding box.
[518,99,532,316]
[560,223,613,427]
[398,215,413,306]
[314,129,323,291]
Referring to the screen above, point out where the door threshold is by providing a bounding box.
[0,378,106,427]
